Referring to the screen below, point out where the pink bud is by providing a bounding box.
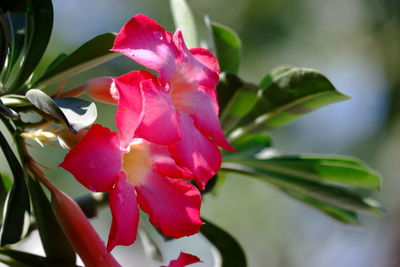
[58,77,118,105]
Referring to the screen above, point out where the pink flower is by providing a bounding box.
[163,252,201,267]
[111,14,235,190]
[60,124,202,251]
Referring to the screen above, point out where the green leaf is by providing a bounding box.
[53,97,97,132]
[27,178,76,264]
[0,94,31,107]
[170,0,198,48]
[26,89,97,133]
[0,174,11,220]
[0,249,78,267]
[201,218,247,267]
[235,67,350,135]
[238,155,381,190]
[221,162,384,215]
[217,73,258,132]
[0,131,30,246]
[33,32,118,88]
[287,191,360,225]
[206,20,241,73]
[223,133,272,160]
[0,99,18,118]
[0,10,8,75]
[8,0,53,93]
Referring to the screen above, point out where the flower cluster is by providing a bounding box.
[60,14,233,251]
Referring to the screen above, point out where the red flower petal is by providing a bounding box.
[163,252,201,267]
[169,114,222,190]
[113,71,154,148]
[190,47,220,74]
[189,88,235,152]
[59,124,122,192]
[150,143,193,179]
[136,172,202,238]
[112,14,178,83]
[107,174,139,252]
[172,30,219,87]
[136,79,180,145]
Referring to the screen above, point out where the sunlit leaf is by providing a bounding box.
[0,94,30,107]
[8,0,53,93]
[170,0,198,48]
[234,67,350,135]
[221,162,384,215]
[27,178,76,264]
[0,130,30,246]
[26,89,97,133]
[201,218,247,267]
[33,33,118,88]
[206,19,241,73]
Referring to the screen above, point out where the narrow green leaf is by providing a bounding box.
[33,32,118,88]
[235,68,350,135]
[216,72,245,112]
[26,89,97,133]
[218,73,258,132]
[286,191,360,225]
[27,178,76,264]
[201,218,247,267]
[221,162,384,215]
[170,0,198,48]
[0,249,78,267]
[0,174,11,220]
[206,20,241,73]
[0,10,8,75]
[0,131,30,245]
[8,0,53,93]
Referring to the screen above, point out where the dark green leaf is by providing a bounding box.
[170,0,198,48]
[0,99,18,118]
[206,20,241,73]
[235,68,350,135]
[218,73,258,132]
[8,0,53,93]
[0,249,78,267]
[201,218,247,267]
[26,89,97,133]
[287,191,360,225]
[44,53,68,73]
[223,133,272,160]
[0,173,11,219]
[27,178,76,264]
[33,33,118,88]
[0,130,30,245]
[0,10,8,75]
[221,162,384,215]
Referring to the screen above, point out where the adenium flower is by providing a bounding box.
[60,124,202,251]
[111,14,235,190]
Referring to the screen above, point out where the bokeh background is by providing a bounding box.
[6,0,400,266]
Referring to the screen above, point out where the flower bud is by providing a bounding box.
[51,189,120,267]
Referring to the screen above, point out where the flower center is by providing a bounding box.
[170,67,198,114]
[122,139,153,186]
